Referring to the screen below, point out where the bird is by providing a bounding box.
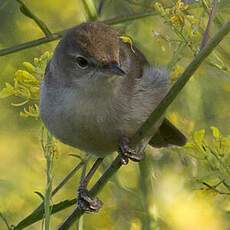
[40,22,186,212]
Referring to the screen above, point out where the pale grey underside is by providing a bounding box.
[40,62,169,157]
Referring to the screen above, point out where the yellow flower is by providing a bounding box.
[23,62,36,72]
[120,35,135,53]
[170,15,184,27]
[176,0,188,11]
[154,2,166,16]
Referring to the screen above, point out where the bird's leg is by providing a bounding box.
[77,158,103,212]
[119,137,145,164]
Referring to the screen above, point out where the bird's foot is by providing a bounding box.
[119,139,144,164]
[77,188,103,212]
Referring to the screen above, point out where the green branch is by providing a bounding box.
[0,0,204,57]
[13,161,84,229]
[138,159,152,230]
[14,199,77,230]
[57,20,230,229]
[43,131,54,230]
[0,11,157,57]
[16,0,52,37]
[82,0,98,21]
[0,212,10,230]
[12,19,230,230]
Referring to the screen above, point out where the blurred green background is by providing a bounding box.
[0,0,229,229]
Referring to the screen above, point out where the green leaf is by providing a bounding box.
[0,83,15,98]
[23,62,36,72]
[68,154,83,160]
[11,100,29,107]
[210,126,221,139]
[34,191,45,201]
[184,142,195,148]
[193,129,205,145]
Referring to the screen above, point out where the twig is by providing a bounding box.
[43,131,55,230]
[167,41,187,70]
[202,182,230,195]
[16,0,52,37]
[202,0,223,28]
[97,0,107,15]
[81,0,97,21]
[58,20,230,229]
[76,215,84,230]
[0,212,11,230]
[51,161,85,197]
[139,158,152,229]
[14,199,77,230]
[104,11,157,25]
[0,11,157,57]
[200,0,218,50]
[201,1,230,67]
[223,180,230,190]
[13,161,84,229]
[126,0,150,8]
[0,33,62,57]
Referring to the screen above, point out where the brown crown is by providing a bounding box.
[74,22,120,64]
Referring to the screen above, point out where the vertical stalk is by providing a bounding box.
[77,216,84,230]
[16,0,52,37]
[82,0,97,21]
[0,212,10,230]
[42,129,55,230]
[139,156,151,230]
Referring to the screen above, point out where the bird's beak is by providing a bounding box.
[111,63,126,76]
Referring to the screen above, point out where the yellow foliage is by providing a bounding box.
[0,51,51,118]
[154,172,226,230]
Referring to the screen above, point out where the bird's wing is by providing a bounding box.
[150,118,187,148]
[120,40,186,148]
[119,40,148,79]
[43,60,52,84]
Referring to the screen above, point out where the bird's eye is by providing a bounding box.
[76,56,89,69]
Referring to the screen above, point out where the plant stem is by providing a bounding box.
[82,0,97,21]
[52,161,85,197]
[16,0,52,37]
[97,0,107,15]
[199,0,218,50]
[76,215,84,230]
[13,161,84,229]
[43,131,55,230]
[0,212,10,230]
[0,33,62,57]
[139,158,152,230]
[0,11,157,57]
[104,11,157,25]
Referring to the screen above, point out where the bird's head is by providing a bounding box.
[51,22,126,87]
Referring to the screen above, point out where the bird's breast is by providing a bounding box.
[40,82,129,156]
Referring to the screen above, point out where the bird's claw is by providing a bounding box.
[77,189,103,212]
[119,141,144,164]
